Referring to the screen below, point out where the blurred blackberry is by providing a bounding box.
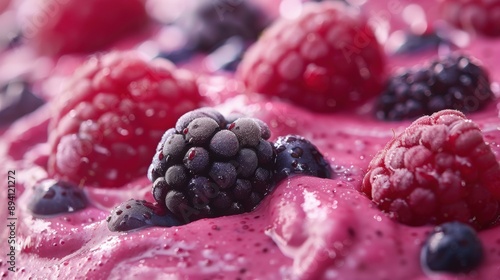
[395,31,452,54]
[0,80,44,126]
[273,135,331,182]
[175,0,268,52]
[375,54,494,121]
[148,108,275,223]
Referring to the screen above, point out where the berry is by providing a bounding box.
[107,199,180,232]
[362,110,500,228]
[20,0,148,55]
[394,30,452,54]
[48,51,202,188]
[175,0,268,52]
[148,108,275,223]
[375,54,494,121]
[421,222,484,273]
[273,135,331,182]
[27,179,87,216]
[0,80,44,126]
[237,1,385,112]
[440,0,500,37]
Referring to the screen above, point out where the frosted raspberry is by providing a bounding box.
[441,0,500,37]
[20,0,148,55]
[362,110,500,229]
[48,51,203,188]
[237,1,385,112]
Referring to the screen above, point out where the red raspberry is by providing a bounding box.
[440,0,500,37]
[20,0,148,55]
[362,110,500,229]
[47,51,203,188]
[237,1,385,112]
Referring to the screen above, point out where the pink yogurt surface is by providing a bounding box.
[2,0,500,279]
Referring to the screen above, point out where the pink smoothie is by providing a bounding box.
[1,0,500,279]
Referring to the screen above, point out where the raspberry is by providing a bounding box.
[175,0,268,52]
[148,108,275,223]
[0,79,44,126]
[362,110,500,229]
[421,222,484,273]
[107,199,180,232]
[27,179,87,216]
[20,0,148,55]
[375,54,494,121]
[48,51,202,188]
[273,135,331,182]
[440,0,500,37]
[237,1,385,112]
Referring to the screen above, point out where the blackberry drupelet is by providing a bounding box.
[421,222,484,273]
[148,108,276,223]
[375,54,493,121]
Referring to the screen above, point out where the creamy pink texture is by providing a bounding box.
[2,0,500,279]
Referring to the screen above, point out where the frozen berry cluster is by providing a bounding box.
[148,108,276,222]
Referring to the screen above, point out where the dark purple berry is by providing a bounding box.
[27,180,87,216]
[157,48,195,64]
[395,30,452,54]
[175,0,268,52]
[273,135,331,183]
[375,54,493,121]
[0,80,44,126]
[107,199,180,232]
[147,108,276,223]
[421,222,484,273]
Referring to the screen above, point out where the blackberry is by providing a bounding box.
[175,0,268,52]
[148,108,275,223]
[421,222,484,273]
[375,54,494,121]
[27,180,87,216]
[0,80,45,126]
[107,199,180,232]
[273,135,331,182]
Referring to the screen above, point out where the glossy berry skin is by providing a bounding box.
[48,51,202,188]
[148,108,275,223]
[273,135,331,183]
[237,1,385,112]
[440,0,500,37]
[0,80,44,126]
[421,222,484,273]
[20,0,148,55]
[362,110,500,229]
[375,54,493,121]
[107,199,180,232]
[175,0,268,52]
[27,180,87,216]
